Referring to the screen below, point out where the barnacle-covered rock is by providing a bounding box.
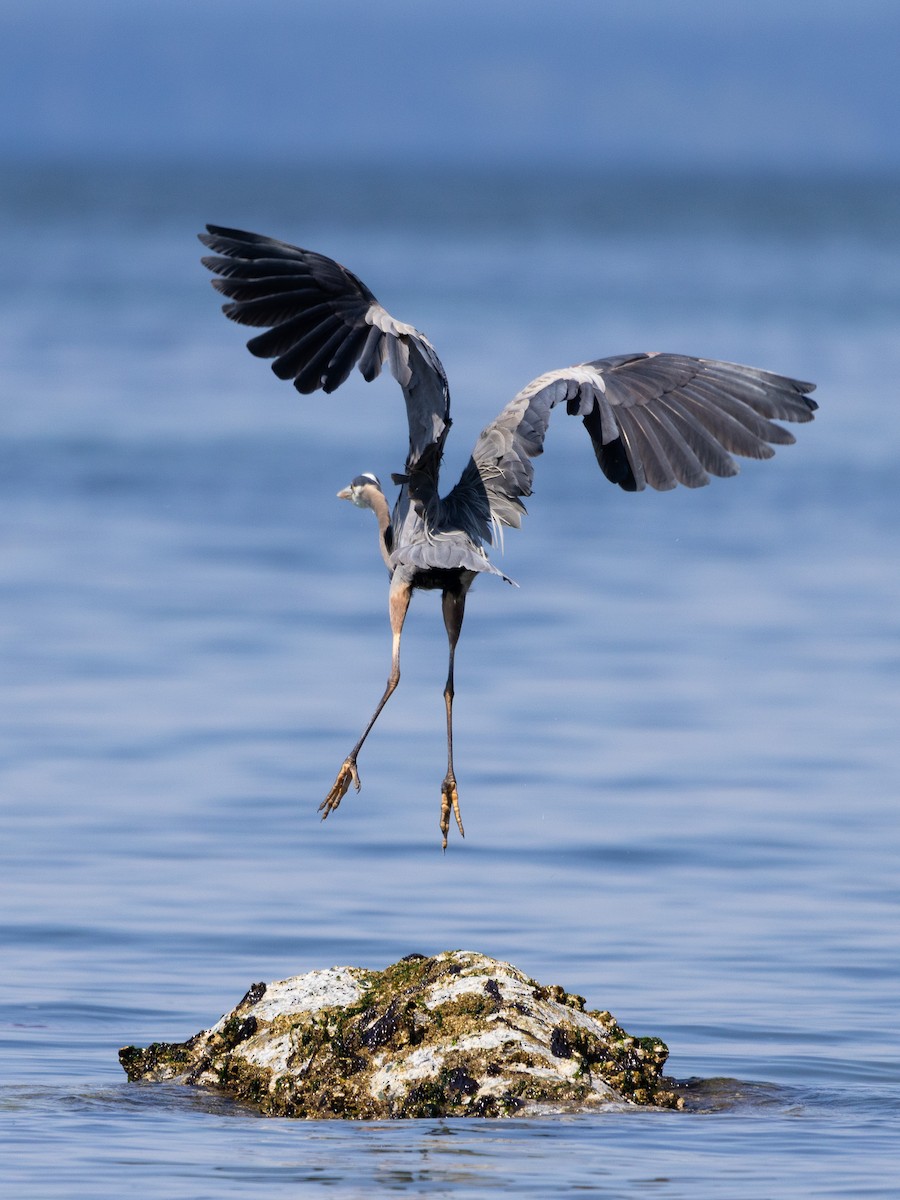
[119,950,683,1117]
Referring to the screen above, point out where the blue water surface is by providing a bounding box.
[1,164,899,1197]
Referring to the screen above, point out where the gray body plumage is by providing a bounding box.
[198,223,817,845]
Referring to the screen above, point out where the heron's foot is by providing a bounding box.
[439,773,465,851]
[319,757,360,821]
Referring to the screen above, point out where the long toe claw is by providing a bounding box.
[319,758,360,820]
[440,776,465,851]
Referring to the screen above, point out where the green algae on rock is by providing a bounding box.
[119,950,684,1117]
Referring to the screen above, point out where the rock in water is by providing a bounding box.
[119,950,683,1116]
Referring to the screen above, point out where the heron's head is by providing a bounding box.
[337,473,384,509]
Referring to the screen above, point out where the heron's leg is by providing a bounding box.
[319,578,411,821]
[439,589,466,850]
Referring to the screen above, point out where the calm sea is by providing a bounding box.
[2,163,899,1197]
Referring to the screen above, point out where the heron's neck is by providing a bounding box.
[368,490,393,571]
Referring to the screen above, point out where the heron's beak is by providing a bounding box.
[337,487,352,500]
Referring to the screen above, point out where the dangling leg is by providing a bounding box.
[319,578,412,821]
[439,587,467,850]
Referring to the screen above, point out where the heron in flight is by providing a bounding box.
[199,224,817,848]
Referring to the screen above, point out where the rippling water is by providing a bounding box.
[2,164,899,1197]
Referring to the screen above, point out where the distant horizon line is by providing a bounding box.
[3,153,900,182]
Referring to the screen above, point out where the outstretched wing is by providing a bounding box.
[444,353,817,541]
[199,225,451,494]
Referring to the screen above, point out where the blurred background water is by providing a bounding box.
[3,2,900,1195]
[1,160,898,1198]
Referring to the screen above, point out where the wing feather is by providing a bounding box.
[681,380,795,445]
[444,352,816,540]
[653,395,740,479]
[199,225,451,491]
[616,406,678,491]
[244,305,337,358]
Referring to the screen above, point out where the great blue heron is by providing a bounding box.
[199,224,817,848]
